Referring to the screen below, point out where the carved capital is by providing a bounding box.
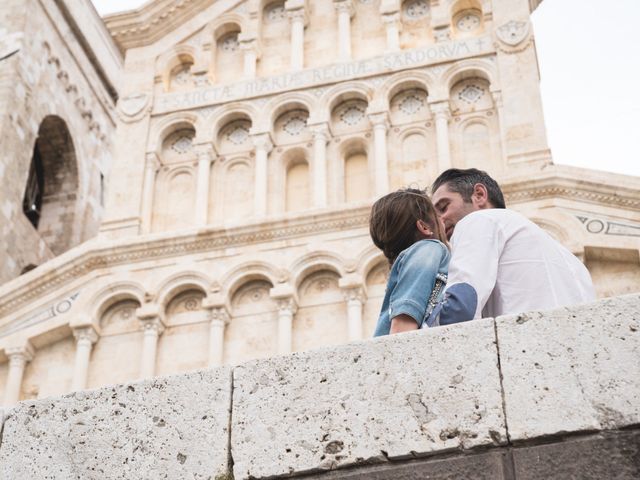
[250,132,274,153]
[72,326,99,345]
[381,12,400,26]
[429,101,451,120]
[239,33,261,56]
[193,142,216,163]
[285,0,308,25]
[276,297,298,316]
[342,286,367,305]
[209,306,231,326]
[140,317,165,336]
[309,122,330,142]
[490,90,503,107]
[5,342,35,365]
[333,0,355,17]
[145,152,161,171]
[368,112,390,129]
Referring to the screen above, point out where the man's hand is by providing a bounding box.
[390,314,419,334]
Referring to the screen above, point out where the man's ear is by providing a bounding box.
[416,219,433,238]
[472,183,490,209]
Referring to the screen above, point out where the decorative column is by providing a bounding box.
[239,33,260,79]
[339,276,367,341]
[310,123,329,208]
[2,342,34,406]
[285,0,307,70]
[381,12,401,51]
[136,304,165,379]
[270,284,298,355]
[141,152,160,234]
[491,90,508,164]
[430,101,452,171]
[194,143,215,226]
[203,293,231,367]
[368,112,390,197]
[70,326,99,392]
[334,0,354,61]
[251,133,273,217]
[380,0,400,51]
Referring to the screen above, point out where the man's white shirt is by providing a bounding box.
[428,209,596,325]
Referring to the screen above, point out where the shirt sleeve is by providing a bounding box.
[388,241,446,327]
[429,213,504,325]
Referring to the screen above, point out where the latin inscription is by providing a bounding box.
[154,36,491,113]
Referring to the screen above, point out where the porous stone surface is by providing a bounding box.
[497,294,640,441]
[232,318,506,479]
[0,368,232,480]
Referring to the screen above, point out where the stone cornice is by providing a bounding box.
[103,0,214,54]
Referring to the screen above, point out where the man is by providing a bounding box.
[426,168,595,326]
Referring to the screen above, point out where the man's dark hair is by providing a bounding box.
[431,168,506,209]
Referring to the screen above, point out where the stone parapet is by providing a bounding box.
[0,294,638,479]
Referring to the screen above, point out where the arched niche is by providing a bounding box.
[226,278,278,364]
[168,53,196,92]
[450,0,484,38]
[362,261,389,337]
[273,108,310,146]
[341,139,370,204]
[23,115,79,256]
[330,97,370,135]
[400,0,433,48]
[260,1,289,76]
[214,23,242,84]
[156,288,208,377]
[389,87,429,125]
[211,157,255,225]
[216,114,253,154]
[160,125,197,165]
[293,269,346,352]
[89,296,143,390]
[283,149,311,213]
[151,168,196,232]
[351,0,385,60]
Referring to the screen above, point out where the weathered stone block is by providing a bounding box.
[232,318,506,479]
[512,430,640,480]
[497,294,640,441]
[0,368,232,480]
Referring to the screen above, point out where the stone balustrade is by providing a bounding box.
[0,294,638,479]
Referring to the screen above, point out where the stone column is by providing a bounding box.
[251,133,274,217]
[334,0,354,60]
[368,112,390,197]
[70,326,99,392]
[310,123,329,208]
[286,0,307,70]
[491,90,508,164]
[270,284,298,355]
[431,101,452,171]
[136,304,165,379]
[207,306,230,368]
[194,143,215,226]
[239,34,260,79]
[141,152,160,234]
[344,288,367,341]
[381,12,401,51]
[2,342,34,406]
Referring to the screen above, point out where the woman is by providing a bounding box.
[369,188,449,336]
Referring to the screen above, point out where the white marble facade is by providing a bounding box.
[0,0,639,405]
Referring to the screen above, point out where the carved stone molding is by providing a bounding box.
[576,215,640,238]
[117,93,151,123]
[72,326,99,345]
[494,20,533,54]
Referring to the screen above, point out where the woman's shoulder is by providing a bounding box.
[399,239,448,261]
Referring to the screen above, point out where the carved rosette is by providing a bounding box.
[494,20,532,54]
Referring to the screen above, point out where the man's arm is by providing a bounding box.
[428,213,503,326]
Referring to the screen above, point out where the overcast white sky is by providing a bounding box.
[92,0,640,178]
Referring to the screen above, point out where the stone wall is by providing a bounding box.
[1,294,638,479]
[0,0,120,284]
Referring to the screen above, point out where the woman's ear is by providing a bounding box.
[416,219,433,238]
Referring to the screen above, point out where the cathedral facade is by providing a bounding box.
[0,0,639,405]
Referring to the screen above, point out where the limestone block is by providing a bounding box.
[497,294,640,441]
[0,368,232,480]
[232,318,506,479]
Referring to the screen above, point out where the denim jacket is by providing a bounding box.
[373,239,449,337]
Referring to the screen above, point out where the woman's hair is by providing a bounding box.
[369,188,447,265]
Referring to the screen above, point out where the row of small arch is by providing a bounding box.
[151,60,498,151]
[84,246,387,321]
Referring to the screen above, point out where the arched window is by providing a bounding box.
[22,143,44,228]
[24,116,79,255]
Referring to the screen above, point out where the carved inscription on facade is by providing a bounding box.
[155,36,492,113]
[0,292,80,338]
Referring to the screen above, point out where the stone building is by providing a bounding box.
[0,0,638,406]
